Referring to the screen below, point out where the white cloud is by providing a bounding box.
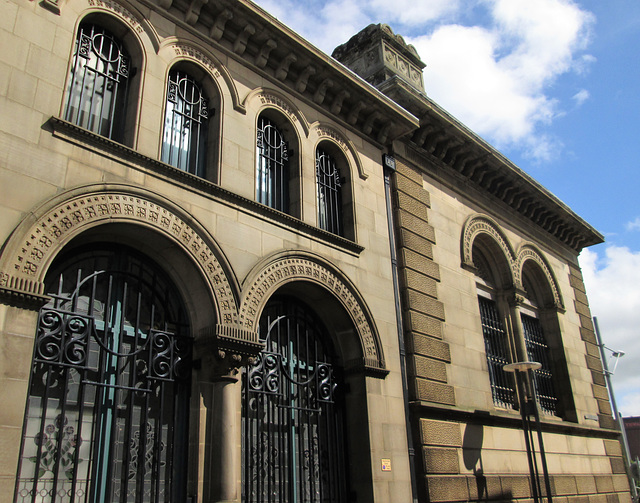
[410,0,594,159]
[572,89,590,106]
[626,217,640,231]
[580,246,640,416]
[365,0,460,26]
[251,0,595,161]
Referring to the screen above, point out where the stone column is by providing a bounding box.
[0,294,46,497]
[196,350,247,503]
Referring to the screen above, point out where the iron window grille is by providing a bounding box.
[15,247,191,503]
[161,69,210,177]
[64,23,130,143]
[242,298,347,503]
[478,296,516,409]
[316,148,343,236]
[256,115,290,212]
[521,314,558,415]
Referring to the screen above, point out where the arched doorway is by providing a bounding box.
[15,244,192,503]
[242,296,347,502]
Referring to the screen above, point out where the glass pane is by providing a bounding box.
[256,116,289,212]
[521,314,557,415]
[64,24,130,142]
[316,148,342,236]
[242,298,346,502]
[161,70,209,177]
[478,297,515,409]
[15,246,191,503]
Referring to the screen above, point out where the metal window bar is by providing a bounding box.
[478,297,516,409]
[521,314,558,415]
[64,24,130,142]
[242,299,346,502]
[315,149,343,236]
[161,69,209,177]
[256,116,289,212]
[15,250,191,503]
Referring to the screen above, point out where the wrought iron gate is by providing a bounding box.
[242,298,347,502]
[15,247,191,503]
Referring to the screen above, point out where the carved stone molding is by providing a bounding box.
[313,124,367,180]
[253,90,309,135]
[461,214,564,310]
[0,187,239,324]
[461,214,516,270]
[316,125,350,152]
[86,0,144,34]
[516,245,564,311]
[239,253,387,375]
[166,41,245,113]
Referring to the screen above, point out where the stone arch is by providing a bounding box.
[159,38,244,113]
[62,4,152,148]
[516,243,564,310]
[238,251,387,375]
[244,87,310,137]
[311,123,366,180]
[0,184,240,330]
[461,214,517,285]
[70,0,162,51]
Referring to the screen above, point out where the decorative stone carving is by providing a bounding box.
[275,53,297,81]
[239,253,386,374]
[0,188,239,325]
[210,9,232,41]
[295,66,316,93]
[257,91,301,127]
[461,214,516,270]
[516,245,564,310]
[316,126,349,152]
[186,0,208,25]
[256,39,277,69]
[86,0,144,34]
[172,44,222,79]
[332,23,425,92]
[233,24,255,55]
[461,214,564,310]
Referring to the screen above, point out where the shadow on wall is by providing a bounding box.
[463,423,487,500]
[462,420,515,502]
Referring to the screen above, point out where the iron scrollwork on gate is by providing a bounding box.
[242,302,347,503]
[15,258,192,503]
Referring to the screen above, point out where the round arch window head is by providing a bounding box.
[503,361,542,372]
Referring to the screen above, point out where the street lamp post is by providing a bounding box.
[593,317,638,503]
[504,361,553,503]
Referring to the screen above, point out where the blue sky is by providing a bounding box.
[251,0,640,416]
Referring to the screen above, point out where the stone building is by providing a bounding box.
[0,0,630,502]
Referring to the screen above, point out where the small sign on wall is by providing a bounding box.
[381,458,392,472]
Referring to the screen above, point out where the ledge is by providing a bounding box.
[0,287,50,310]
[49,117,365,257]
[409,400,622,440]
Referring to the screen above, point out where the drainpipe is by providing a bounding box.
[383,153,419,503]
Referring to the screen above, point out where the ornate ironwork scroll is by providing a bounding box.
[242,298,346,502]
[15,246,192,503]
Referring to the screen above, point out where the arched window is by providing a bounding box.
[256,113,291,213]
[15,245,192,503]
[161,68,210,177]
[316,146,343,236]
[521,269,558,415]
[64,22,131,143]
[242,296,348,502]
[474,247,516,409]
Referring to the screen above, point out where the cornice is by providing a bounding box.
[401,97,604,252]
[140,0,419,146]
